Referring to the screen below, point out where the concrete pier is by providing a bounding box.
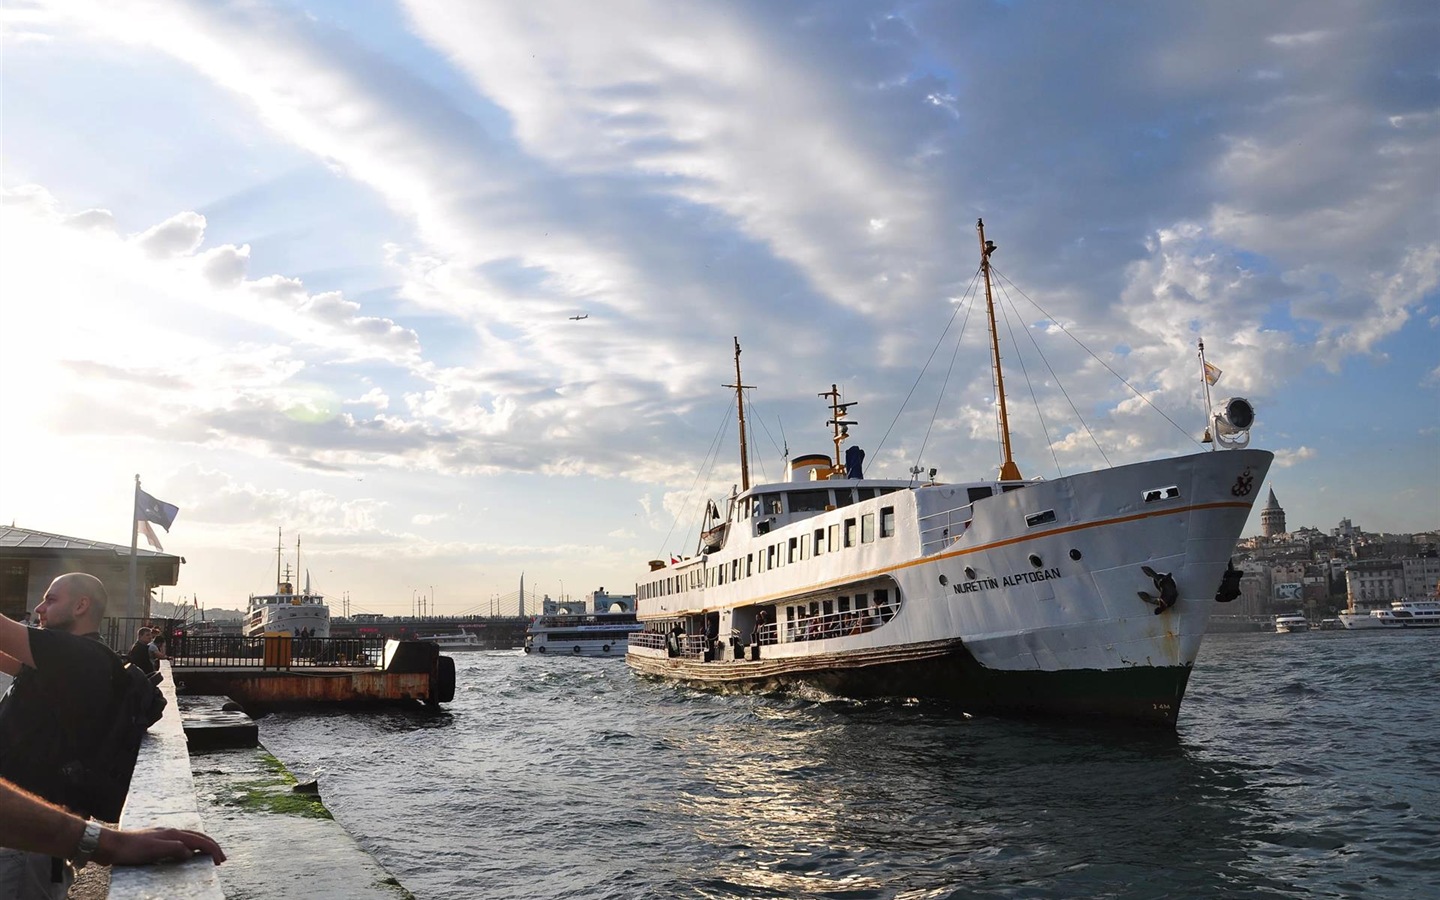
[85,662,417,899]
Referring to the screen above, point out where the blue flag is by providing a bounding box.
[136,489,180,532]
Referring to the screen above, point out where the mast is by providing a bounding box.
[820,384,856,471]
[724,337,755,491]
[978,219,1022,481]
[275,526,283,591]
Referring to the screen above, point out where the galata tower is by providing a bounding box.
[1261,488,1286,537]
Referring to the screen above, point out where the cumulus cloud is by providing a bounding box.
[133,211,207,258]
[1273,446,1318,468]
[199,243,250,288]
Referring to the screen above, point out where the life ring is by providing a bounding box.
[572,645,582,654]
[602,644,611,653]
[537,645,546,654]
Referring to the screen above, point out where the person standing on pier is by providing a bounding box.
[0,573,133,899]
[126,628,155,675]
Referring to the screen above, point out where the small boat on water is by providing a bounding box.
[243,528,331,638]
[1338,598,1440,630]
[525,610,642,657]
[415,632,487,650]
[626,220,1274,727]
[1273,613,1310,633]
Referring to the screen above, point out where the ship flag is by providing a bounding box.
[1203,361,1223,386]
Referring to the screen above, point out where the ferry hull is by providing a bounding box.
[628,640,1191,725]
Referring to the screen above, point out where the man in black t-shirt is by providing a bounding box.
[0,573,123,899]
[126,627,155,675]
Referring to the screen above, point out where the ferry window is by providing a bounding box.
[834,489,855,508]
[731,560,739,581]
[790,490,830,512]
[1026,510,1057,527]
[839,596,851,612]
[768,545,777,569]
[813,528,825,556]
[776,542,786,568]
[1001,483,1026,493]
[856,593,869,609]
[858,488,876,501]
[788,537,798,563]
[861,513,875,543]
[844,518,858,548]
[967,487,993,504]
[880,506,895,538]
[767,496,784,516]
[828,523,840,552]
[746,554,753,577]
[799,536,809,561]
[823,600,833,616]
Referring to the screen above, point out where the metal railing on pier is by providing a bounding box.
[169,634,386,669]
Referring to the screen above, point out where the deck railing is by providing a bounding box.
[168,634,386,669]
[779,605,895,644]
[918,501,976,554]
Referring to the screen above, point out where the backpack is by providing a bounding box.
[58,656,167,821]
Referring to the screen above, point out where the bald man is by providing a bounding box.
[0,573,127,899]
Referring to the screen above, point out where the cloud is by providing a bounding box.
[1273,446,1318,468]
[199,243,250,288]
[133,210,207,258]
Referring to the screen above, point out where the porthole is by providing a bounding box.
[1029,554,1044,568]
[1069,549,1082,561]
[964,567,976,580]
[938,574,949,586]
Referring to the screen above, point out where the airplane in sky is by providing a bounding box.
[569,314,588,320]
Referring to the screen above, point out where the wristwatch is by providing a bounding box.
[72,819,103,867]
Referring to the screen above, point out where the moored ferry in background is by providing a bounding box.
[1339,598,1440,630]
[243,529,331,638]
[1273,613,1310,633]
[626,220,1274,727]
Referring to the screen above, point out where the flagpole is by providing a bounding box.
[1198,339,1215,451]
[129,474,141,618]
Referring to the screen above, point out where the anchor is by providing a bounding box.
[1137,565,1179,615]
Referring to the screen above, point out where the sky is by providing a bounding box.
[1,1,1437,618]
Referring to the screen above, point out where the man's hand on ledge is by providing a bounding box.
[95,825,227,867]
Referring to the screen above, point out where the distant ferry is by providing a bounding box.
[243,529,331,638]
[1273,613,1310,634]
[1339,598,1440,630]
[416,631,486,650]
[525,611,642,657]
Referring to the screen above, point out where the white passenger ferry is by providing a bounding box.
[626,220,1273,726]
[415,631,487,650]
[525,611,642,656]
[1339,598,1440,629]
[243,529,331,638]
[1273,613,1310,633]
